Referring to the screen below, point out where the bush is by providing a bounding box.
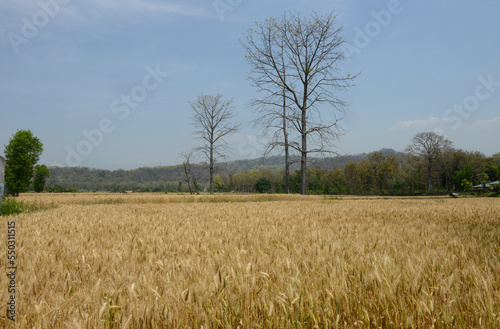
[254,177,271,193]
[0,196,26,215]
[0,196,46,216]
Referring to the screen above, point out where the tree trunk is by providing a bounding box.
[284,133,290,194]
[210,143,215,194]
[300,75,308,196]
[283,88,290,194]
[427,160,433,192]
[300,108,307,195]
[183,163,193,194]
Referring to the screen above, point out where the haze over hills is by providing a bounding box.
[224,148,401,172]
[45,149,403,192]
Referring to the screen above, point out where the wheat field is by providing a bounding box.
[1,193,499,328]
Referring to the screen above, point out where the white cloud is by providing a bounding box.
[390,116,440,130]
[468,116,500,130]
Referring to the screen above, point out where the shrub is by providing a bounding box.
[0,196,46,216]
[254,177,271,193]
[0,196,25,215]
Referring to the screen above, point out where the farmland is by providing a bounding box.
[1,193,499,328]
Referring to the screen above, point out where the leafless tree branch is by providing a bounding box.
[190,94,240,194]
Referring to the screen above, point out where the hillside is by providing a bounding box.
[45,149,403,192]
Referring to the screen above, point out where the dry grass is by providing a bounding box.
[1,194,499,328]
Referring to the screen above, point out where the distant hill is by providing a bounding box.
[45,149,404,192]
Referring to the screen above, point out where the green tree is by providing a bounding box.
[214,173,229,192]
[4,130,44,196]
[485,164,499,181]
[214,180,227,193]
[477,172,490,192]
[33,164,50,193]
[491,153,500,166]
[452,164,474,192]
[326,166,347,195]
[344,162,361,194]
[461,178,472,191]
[254,177,271,193]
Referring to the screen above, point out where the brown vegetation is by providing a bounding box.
[1,194,499,328]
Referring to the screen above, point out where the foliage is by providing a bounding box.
[488,184,500,197]
[254,177,271,193]
[33,164,50,193]
[0,196,25,215]
[4,130,44,196]
[460,179,472,191]
[214,180,227,193]
[452,164,474,191]
[46,185,78,193]
[0,196,46,215]
[485,164,499,181]
[42,144,499,196]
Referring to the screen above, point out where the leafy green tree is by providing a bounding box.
[33,164,50,193]
[461,179,472,191]
[452,164,474,191]
[493,184,500,195]
[326,166,348,195]
[491,153,500,166]
[214,175,228,192]
[477,172,490,192]
[254,177,271,193]
[344,162,360,194]
[380,155,399,193]
[259,169,279,193]
[4,130,43,196]
[231,171,249,192]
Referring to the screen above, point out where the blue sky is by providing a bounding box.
[1,0,499,169]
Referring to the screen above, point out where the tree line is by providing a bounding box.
[209,140,500,195]
[2,129,499,196]
[40,133,499,196]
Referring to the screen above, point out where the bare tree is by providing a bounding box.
[190,94,240,194]
[406,132,453,192]
[180,151,197,195]
[243,11,358,195]
[244,16,293,193]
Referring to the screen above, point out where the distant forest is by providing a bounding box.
[45,148,500,195]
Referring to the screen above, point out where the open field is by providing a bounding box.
[1,193,499,328]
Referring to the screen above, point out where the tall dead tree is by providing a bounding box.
[180,151,197,195]
[245,16,292,194]
[190,94,240,194]
[243,11,357,195]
